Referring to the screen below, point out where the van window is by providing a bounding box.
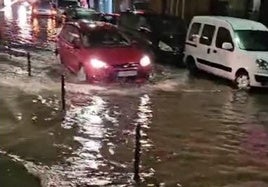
[119,13,139,30]
[200,24,215,46]
[137,15,151,30]
[188,22,201,41]
[216,27,233,49]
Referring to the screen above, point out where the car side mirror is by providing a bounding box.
[131,39,138,44]
[138,26,151,33]
[191,34,199,43]
[72,38,81,49]
[222,42,233,51]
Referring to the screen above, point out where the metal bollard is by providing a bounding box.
[134,123,141,182]
[27,52,31,76]
[61,74,66,112]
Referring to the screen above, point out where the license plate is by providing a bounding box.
[118,71,137,77]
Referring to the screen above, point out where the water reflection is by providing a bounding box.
[17,4,31,41]
[1,1,57,48]
[3,3,12,20]
[62,95,113,185]
[136,94,152,128]
[46,18,56,41]
[135,94,155,180]
[31,17,57,44]
[32,17,39,38]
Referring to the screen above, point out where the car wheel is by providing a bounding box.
[186,57,198,75]
[235,71,250,90]
[77,66,87,82]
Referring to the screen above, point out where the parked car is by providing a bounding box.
[61,7,119,25]
[57,20,153,83]
[56,0,80,14]
[62,7,101,22]
[118,11,186,64]
[131,0,153,12]
[31,1,57,17]
[184,16,268,89]
[101,13,120,25]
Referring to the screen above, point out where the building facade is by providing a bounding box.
[90,0,268,26]
[160,0,268,26]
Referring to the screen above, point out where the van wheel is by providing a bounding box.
[77,66,87,82]
[186,57,198,75]
[235,71,250,90]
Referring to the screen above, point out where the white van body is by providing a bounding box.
[184,16,268,88]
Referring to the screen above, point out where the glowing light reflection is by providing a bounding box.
[4,0,12,6]
[136,94,153,128]
[17,4,30,40]
[4,1,12,20]
[47,18,56,40]
[32,18,40,38]
[62,95,114,185]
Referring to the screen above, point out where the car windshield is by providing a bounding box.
[235,30,268,51]
[134,2,149,10]
[58,1,78,8]
[76,10,101,20]
[36,2,52,9]
[148,16,186,34]
[82,29,130,47]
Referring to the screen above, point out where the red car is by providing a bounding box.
[57,20,153,82]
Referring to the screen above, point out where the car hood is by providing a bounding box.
[248,51,268,61]
[157,33,186,48]
[84,46,146,65]
[36,7,51,10]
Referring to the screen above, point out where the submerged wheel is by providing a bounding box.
[186,57,198,75]
[235,71,250,90]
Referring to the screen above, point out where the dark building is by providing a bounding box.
[259,0,268,26]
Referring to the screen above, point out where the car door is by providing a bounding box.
[213,27,235,79]
[185,22,202,59]
[66,25,81,72]
[58,24,72,65]
[196,24,224,76]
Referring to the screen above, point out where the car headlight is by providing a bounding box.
[256,59,268,70]
[158,41,173,52]
[32,8,37,14]
[90,59,108,69]
[140,55,151,67]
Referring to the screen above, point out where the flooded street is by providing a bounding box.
[1,1,268,187]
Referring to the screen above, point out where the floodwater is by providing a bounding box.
[1,1,268,187]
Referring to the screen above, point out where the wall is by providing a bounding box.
[163,0,211,23]
[228,0,248,17]
[149,0,162,13]
[260,0,268,26]
[0,0,4,8]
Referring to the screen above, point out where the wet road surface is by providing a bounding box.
[1,1,268,187]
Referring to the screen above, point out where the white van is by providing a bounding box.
[184,16,268,88]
